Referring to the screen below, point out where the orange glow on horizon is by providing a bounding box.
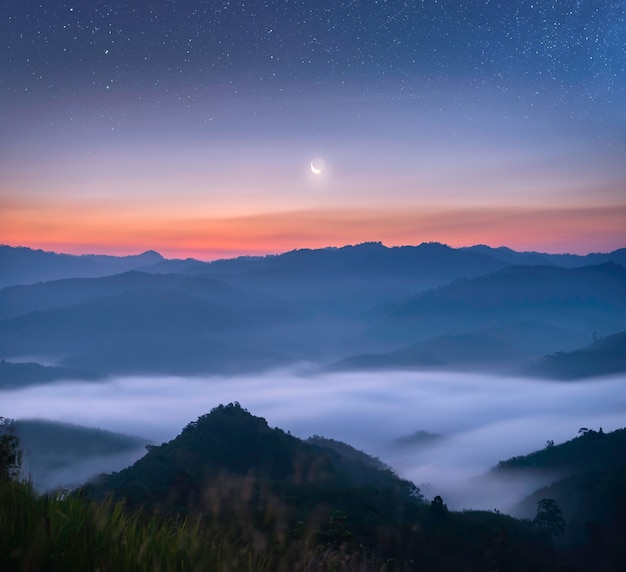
[2,202,625,259]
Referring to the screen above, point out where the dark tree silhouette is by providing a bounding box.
[533,498,566,537]
[430,495,448,517]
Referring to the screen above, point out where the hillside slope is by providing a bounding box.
[494,427,626,569]
[89,404,554,570]
[523,330,626,379]
[0,245,163,288]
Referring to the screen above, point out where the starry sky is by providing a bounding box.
[1,1,625,258]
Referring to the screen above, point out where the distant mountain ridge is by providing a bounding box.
[388,262,626,318]
[0,360,103,388]
[462,244,626,268]
[0,245,163,288]
[1,242,625,379]
[523,330,626,379]
[355,262,626,360]
[3,242,626,289]
[329,321,585,373]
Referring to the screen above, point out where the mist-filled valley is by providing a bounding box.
[3,370,625,510]
[2,242,626,571]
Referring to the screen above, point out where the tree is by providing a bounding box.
[430,495,448,517]
[0,417,21,481]
[533,498,565,537]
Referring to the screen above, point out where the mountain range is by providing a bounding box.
[1,242,625,380]
[3,243,626,291]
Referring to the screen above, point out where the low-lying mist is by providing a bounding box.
[2,369,624,512]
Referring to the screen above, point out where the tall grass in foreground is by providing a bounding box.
[0,479,387,571]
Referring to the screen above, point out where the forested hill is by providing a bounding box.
[494,427,626,570]
[494,427,626,476]
[88,404,554,570]
[90,403,420,513]
[10,419,149,491]
[523,330,626,379]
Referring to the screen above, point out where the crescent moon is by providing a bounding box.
[310,158,325,175]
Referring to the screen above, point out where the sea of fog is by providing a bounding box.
[2,370,625,512]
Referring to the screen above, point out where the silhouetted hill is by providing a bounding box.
[92,404,418,503]
[139,257,209,274]
[306,435,391,472]
[494,427,626,478]
[0,287,236,347]
[0,271,185,320]
[0,285,290,374]
[364,262,626,349]
[0,245,163,288]
[90,404,422,536]
[494,427,626,568]
[462,245,555,266]
[0,270,290,322]
[392,263,626,318]
[89,404,554,569]
[195,241,507,294]
[5,419,149,491]
[543,248,626,268]
[0,360,103,388]
[523,330,626,379]
[332,321,590,372]
[463,245,626,268]
[392,430,444,450]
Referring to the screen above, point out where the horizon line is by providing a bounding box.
[2,240,624,263]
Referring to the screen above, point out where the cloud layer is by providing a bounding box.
[2,369,624,510]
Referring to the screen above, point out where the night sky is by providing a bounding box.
[2,1,625,258]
